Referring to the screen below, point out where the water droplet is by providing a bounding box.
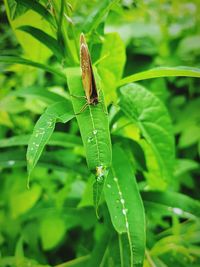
[97,176,104,183]
[107,184,111,188]
[114,177,118,182]
[93,129,97,135]
[120,198,125,204]
[172,207,183,215]
[112,123,117,129]
[87,136,93,143]
[126,222,129,229]
[35,144,39,147]
[8,160,15,166]
[122,209,127,215]
[119,191,122,196]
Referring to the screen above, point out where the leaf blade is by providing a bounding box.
[15,0,56,27]
[27,101,74,183]
[0,55,65,78]
[118,66,200,86]
[105,145,146,267]
[18,26,63,61]
[66,67,112,172]
[119,83,175,188]
[142,191,200,218]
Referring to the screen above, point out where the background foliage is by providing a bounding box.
[0,0,200,267]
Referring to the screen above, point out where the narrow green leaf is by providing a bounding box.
[118,66,200,86]
[142,191,200,218]
[0,135,30,147]
[66,67,112,211]
[66,67,112,172]
[11,85,66,103]
[15,0,56,27]
[106,234,122,267]
[54,255,90,267]
[119,83,175,187]
[105,145,145,267]
[0,149,86,174]
[82,0,119,33]
[18,26,63,61]
[0,56,65,79]
[87,227,111,267]
[119,234,133,267]
[27,101,74,184]
[0,132,81,148]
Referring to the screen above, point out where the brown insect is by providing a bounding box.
[80,33,99,108]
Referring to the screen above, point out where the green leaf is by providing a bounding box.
[105,145,145,267]
[27,101,74,184]
[10,184,42,218]
[0,132,81,149]
[87,227,111,267]
[142,191,200,218]
[54,256,90,267]
[119,83,175,187]
[18,26,63,61]
[15,0,56,27]
[118,66,200,86]
[39,214,66,250]
[98,32,126,104]
[0,56,65,79]
[82,0,119,33]
[66,67,112,212]
[174,99,200,148]
[66,67,112,172]
[0,149,86,174]
[7,0,28,20]
[119,234,134,267]
[11,85,66,104]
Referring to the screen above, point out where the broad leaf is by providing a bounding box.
[119,83,175,188]
[39,214,66,250]
[105,145,145,267]
[98,32,126,104]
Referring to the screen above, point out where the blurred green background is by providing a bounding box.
[0,0,200,266]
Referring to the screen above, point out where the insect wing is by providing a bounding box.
[80,33,98,104]
[80,34,93,102]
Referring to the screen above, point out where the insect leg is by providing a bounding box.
[75,102,89,115]
[70,94,86,99]
[98,100,108,115]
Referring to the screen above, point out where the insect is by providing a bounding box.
[78,33,99,113]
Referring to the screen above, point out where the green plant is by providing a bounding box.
[0,1,200,267]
